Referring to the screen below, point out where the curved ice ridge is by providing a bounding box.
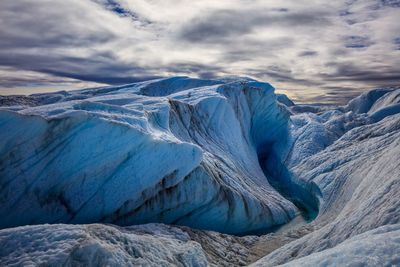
[0,77,307,234]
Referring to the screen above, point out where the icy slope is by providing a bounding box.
[278,87,400,169]
[0,223,209,267]
[3,222,300,267]
[279,224,400,267]
[252,90,400,266]
[344,87,400,114]
[0,77,297,234]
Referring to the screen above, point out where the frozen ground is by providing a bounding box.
[0,77,399,266]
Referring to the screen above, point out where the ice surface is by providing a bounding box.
[0,77,296,234]
[276,94,295,107]
[0,223,209,267]
[257,224,400,267]
[252,88,400,266]
[345,87,400,114]
[1,78,399,266]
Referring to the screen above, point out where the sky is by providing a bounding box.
[0,0,399,103]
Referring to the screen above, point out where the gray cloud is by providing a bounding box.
[371,0,400,9]
[298,51,318,57]
[179,8,332,43]
[221,37,295,63]
[0,51,159,85]
[394,37,400,49]
[0,1,115,50]
[0,0,399,104]
[321,62,400,84]
[344,36,374,48]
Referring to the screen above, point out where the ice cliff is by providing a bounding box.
[0,77,299,234]
[0,78,399,266]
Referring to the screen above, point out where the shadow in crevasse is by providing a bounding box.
[257,142,320,224]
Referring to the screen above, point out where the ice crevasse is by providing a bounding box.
[0,77,306,234]
[1,78,400,266]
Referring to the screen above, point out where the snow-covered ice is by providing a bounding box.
[0,223,209,267]
[265,224,400,267]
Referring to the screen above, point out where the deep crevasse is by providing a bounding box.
[0,77,299,234]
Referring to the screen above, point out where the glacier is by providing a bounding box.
[0,77,399,266]
[0,77,299,234]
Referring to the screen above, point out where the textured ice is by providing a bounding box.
[0,77,296,234]
[276,94,295,107]
[0,223,209,267]
[260,224,400,267]
[252,88,400,266]
[345,87,400,114]
[1,78,400,266]
[1,222,285,266]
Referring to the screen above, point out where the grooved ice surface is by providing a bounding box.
[0,223,209,267]
[252,87,400,266]
[1,78,399,266]
[0,77,296,234]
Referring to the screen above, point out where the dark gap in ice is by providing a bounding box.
[257,142,319,223]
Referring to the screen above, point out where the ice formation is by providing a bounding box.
[258,224,400,267]
[0,77,299,234]
[0,78,399,266]
[252,96,400,266]
[0,224,209,267]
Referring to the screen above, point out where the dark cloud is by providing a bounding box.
[0,74,81,89]
[297,86,364,104]
[298,51,318,57]
[247,66,324,87]
[43,70,160,85]
[0,31,112,50]
[221,37,295,63]
[0,0,158,86]
[0,0,399,103]
[339,10,353,16]
[394,37,400,50]
[344,36,374,49]
[0,51,159,85]
[0,1,115,50]
[179,8,332,43]
[273,8,290,12]
[379,0,400,7]
[331,49,350,56]
[369,0,400,9]
[320,62,400,84]
[165,62,223,75]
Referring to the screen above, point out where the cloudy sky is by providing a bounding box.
[0,0,399,103]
